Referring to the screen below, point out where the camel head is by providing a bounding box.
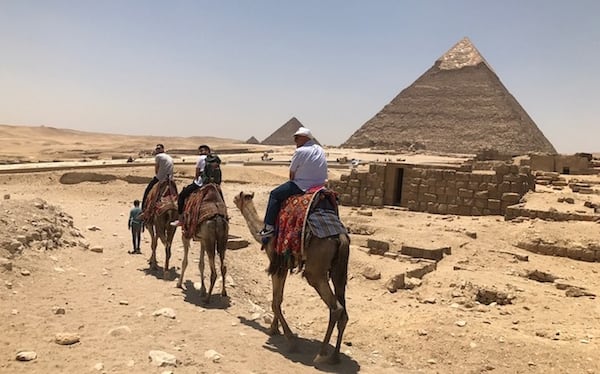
[233,191,255,211]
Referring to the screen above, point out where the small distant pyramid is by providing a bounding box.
[262,117,320,145]
[245,136,260,144]
[342,37,556,155]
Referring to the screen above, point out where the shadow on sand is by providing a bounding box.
[139,265,180,282]
[180,280,231,310]
[238,316,360,373]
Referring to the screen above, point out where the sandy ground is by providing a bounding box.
[1,126,600,373]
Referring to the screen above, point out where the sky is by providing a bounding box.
[1,1,599,153]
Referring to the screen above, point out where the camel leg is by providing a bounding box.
[218,245,227,297]
[198,240,207,297]
[306,272,346,365]
[270,271,296,350]
[177,237,190,288]
[217,218,228,297]
[328,236,350,364]
[163,226,176,279]
[147,225,159,270]
[204,237,218,304]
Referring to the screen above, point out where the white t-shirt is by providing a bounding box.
[193,155,207,187]
[155,153,174,181]
[289,140,327,191]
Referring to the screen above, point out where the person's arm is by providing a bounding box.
[289,170,295,180]
[154,160,159,176]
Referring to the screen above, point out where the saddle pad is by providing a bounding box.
[183,184,227,239]
[274,192,314,256]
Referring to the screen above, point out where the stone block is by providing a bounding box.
[458,188,473,198]
[406,260,438,279]
[501,193,521,204]
[367,239,389,255]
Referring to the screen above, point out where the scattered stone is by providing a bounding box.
[361,266,381,280]
[465,231,477,239]
[93,363,104,371]
[226,239,250,250]
[153,307,176,319]
[20,269,31,276]
[417,329,428,336]
[565,287,596,298]
[456,320,467,327]
[52,306,66,315]
[403,277,422,290]
[119,300,129,305]
[90,245,104,253]
[15,351,37,361]
[86,225,101,231]
[385,274,405,293]
[108,325,132,337]
[148,350,177,367]
[526,270,557,283]
[422,297,437,304]
[476,288,515,305]
[0,257,12,271]
[357,209,373,217]
[204,349,222,363]
[3,194,10,200]
[55,333,80,345]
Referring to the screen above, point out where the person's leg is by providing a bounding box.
[142,177,159,210]
[172,183,199,225]
[133,226,141,251]
[263,181,303,228]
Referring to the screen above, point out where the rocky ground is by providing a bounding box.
[1,161,600,374]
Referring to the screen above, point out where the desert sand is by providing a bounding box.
[1,125,600,373]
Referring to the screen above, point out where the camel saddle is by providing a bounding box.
[182,183,228,240]
[273,187,347,266]
[142,180,178,222]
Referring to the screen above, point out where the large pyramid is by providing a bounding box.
[342,37,557,155]
[262,117,320,145]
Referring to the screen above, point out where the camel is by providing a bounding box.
[144,183,178,278]
[177,184,229,304]
[233,191,350,365]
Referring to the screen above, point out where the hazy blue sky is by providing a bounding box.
[1,1,599,152]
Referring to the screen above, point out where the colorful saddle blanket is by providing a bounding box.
[182,184,228,239]
[274,187,347,260]
[143,180,178,222]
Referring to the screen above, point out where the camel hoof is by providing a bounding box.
[314,354,340,365]
[176,282,183,289]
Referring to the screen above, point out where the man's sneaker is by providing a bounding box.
[259,227,275,237]
[170,220,183,227]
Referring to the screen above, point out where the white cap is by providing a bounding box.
[293,127,313,139]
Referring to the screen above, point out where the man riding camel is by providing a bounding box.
[259,127,327,237]
[142,143,174,210]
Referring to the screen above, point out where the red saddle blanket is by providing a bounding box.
[143,180,177,222]
[182,184,227,239]
[274,187,323,257]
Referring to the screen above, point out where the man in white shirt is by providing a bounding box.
[170,144,210,226]
[260,127,327,237]
[142,143,174,209]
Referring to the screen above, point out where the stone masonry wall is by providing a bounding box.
[329,164,386,207]
[330,163,535,216]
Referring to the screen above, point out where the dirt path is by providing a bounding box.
[1,165,600,373]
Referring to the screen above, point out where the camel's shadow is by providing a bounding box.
[139,265,180,282]
[180,280,231,310]
[238,316,360,373]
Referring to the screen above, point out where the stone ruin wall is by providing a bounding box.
[329,164,386,207]
[330,163,535,216]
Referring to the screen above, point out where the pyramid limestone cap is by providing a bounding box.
[293,127,313,139]
[438,37,491,71]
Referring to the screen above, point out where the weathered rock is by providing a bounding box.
[204,349,222,363]
[0,257,13,271]
[361,266,381,280]
[385,274,405,293]
[148,350,177,367]
[226,239,250,250]
[15,351,37,361]
[90,245,104,253]
[52,306,66,315]
[153,307,176,319]
[108,325,132,337]
[55,333,80,345]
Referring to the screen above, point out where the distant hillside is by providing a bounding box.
[0,124,254,162]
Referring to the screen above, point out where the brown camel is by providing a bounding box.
[233,191,350,365]
[177,185,229,304]
[144,183,178,278]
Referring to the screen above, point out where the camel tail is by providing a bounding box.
[331,233,350,307]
